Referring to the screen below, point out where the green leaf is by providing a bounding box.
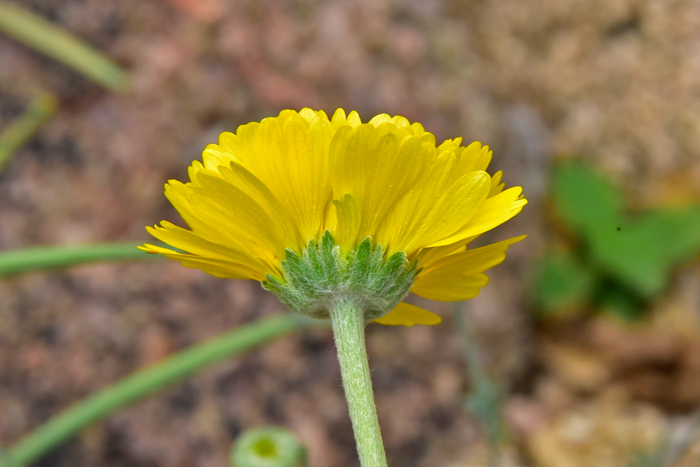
[551,160,623,235]
[530,251,596,315]
[551,160,700,302]
[597,286,644,321]
[590,205,700,299]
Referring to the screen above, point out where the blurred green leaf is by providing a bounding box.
[0,1,131,92]
[597,286,644,321]
[0,93,58,172]
[552,160,623,236]
[590,206,700,299]
[550,160,700,309]
[530,252,595,315]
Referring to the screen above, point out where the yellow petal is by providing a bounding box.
[330,108,348,129]
[378,169,491,256]
[163,181,255,249]
[368,113,393,126]
[373,303,442,326]
[331,193,361,252]
[201,122,263,173]
[437,137,462,155]
[139,244,266,280]
[455,142,492,173]
[428,186,527,248]
[167,174,295,258]
[489,171,505,196]
[411,236,525,301]
[346,110,362,127]
[299,107,328,121]
[415,235,480,266]
[330,108,362,128]
[144,222,277,273]
[243,113,333,242]
[146,222,258,263]
[410,122,426,135]
[391,115,410,128]
[369,114,411,128]
[201,141,240,172]
[329,124,430,247]
[206,111,334,244]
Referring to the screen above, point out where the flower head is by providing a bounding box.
[141,109,526,325]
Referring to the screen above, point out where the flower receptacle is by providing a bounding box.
[262,231,417,321]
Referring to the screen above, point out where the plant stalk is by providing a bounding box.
[329,299,387,467]
[0,243,161,277]
[0,93,57,172]
[0,1,131,92]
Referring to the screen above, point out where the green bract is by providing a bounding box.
[262,231,417,321]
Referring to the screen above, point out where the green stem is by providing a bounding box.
[0,243,155,277]
[0,447,16,467]
[329,299,387,467]
[453,303,487,387]
[0,1,131,92]
[454,303,504,467]
[0,93,58,172]
[2,313,322,467]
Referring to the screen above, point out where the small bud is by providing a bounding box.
[231,427,307,467]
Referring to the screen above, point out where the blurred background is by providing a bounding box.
[1,0,700,466]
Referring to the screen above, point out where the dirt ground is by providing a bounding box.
[2,0,700,466]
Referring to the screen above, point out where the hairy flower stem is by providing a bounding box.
[329,299,388,467]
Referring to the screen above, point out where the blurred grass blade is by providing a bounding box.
[0,447,16,467]
[0,243,152,277]
[0,1,131,92]
[0,93,57,171]
[3,313,324,467]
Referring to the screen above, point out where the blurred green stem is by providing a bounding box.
[1,313,323,467]
[0,94,58,171]
[0,1,130,92]
[0,243,154,277]
[454,303,505,467]
[454,303,487,384]
[0,447,15,467]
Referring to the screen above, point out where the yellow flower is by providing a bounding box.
[141,108,526,326]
